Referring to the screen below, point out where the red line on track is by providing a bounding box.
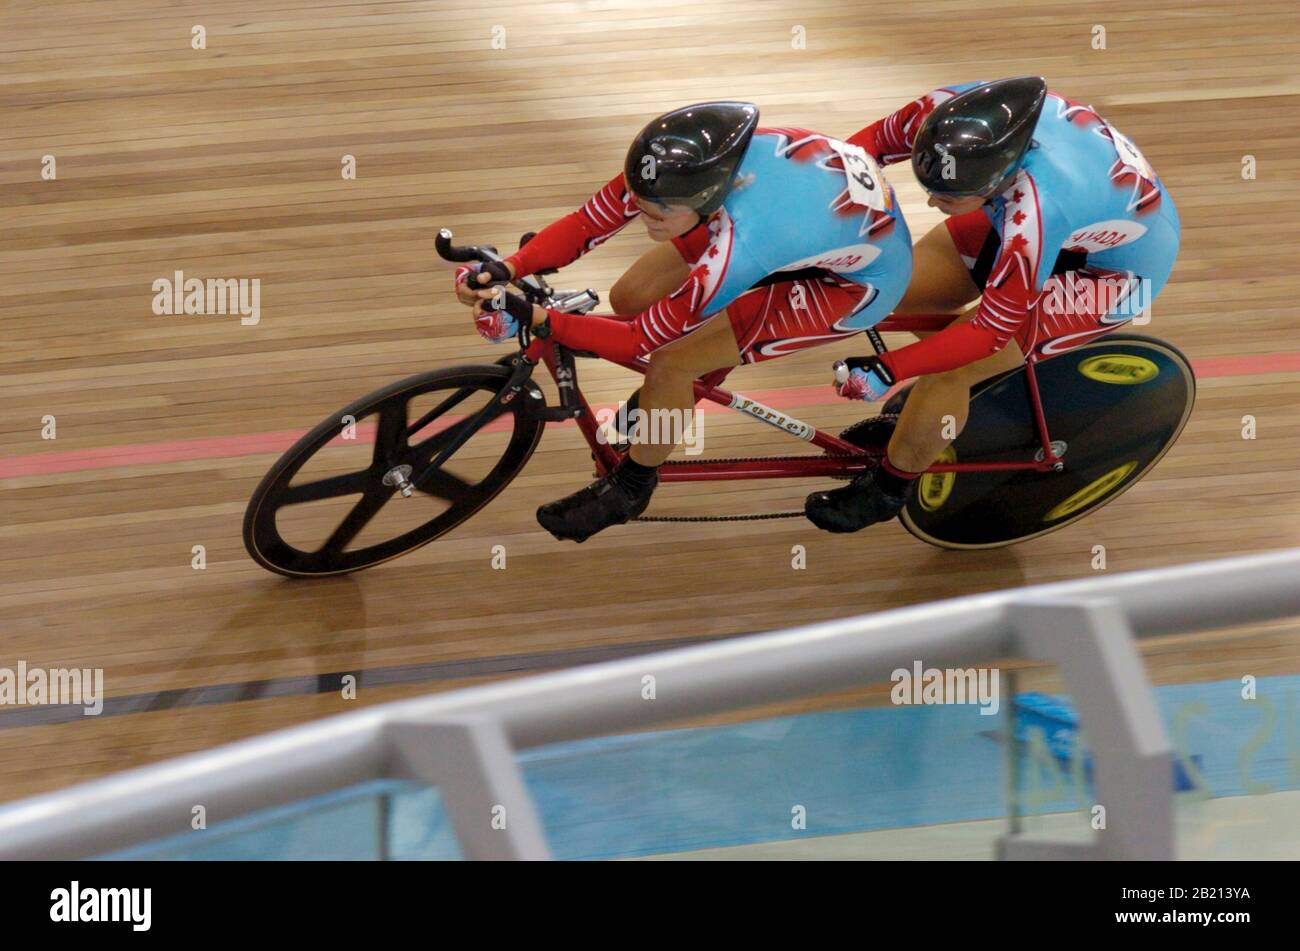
[3,350,1296,479]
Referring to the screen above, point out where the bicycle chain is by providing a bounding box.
[634,510,807,523]
[659,451,869,466]
[623,415,898,525]
[631,451,878,524]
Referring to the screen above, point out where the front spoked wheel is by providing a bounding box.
[243,365,544,577]
[900,335,1196,549]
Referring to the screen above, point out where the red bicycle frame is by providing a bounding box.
[522,313,1065,482]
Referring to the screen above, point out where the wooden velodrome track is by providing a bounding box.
[2,0,1298,806]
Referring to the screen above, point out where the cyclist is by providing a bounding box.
[805,76,1182,532]
[456,102,914,542]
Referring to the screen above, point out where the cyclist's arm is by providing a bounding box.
[504,173,641,278]
[879,176,1067,379]
[545,217,763,364]
[846,83,982,165]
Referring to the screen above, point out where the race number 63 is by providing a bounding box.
[828,139,890,213]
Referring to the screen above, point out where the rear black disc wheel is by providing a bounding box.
[900,335,1196,549]
[243,365,544,577]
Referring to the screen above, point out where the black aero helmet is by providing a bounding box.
[912,77,1048,199]
[624,101,760,215]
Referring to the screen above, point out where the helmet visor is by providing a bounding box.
[626,171,728,213]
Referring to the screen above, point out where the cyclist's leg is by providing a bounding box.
[633,272,882,465]
[729,274,891,363]
[609,240,693,315]
[609,226,732,434]
[892,218,984,327]
[889,239,1180,475]
[885,212,1017,471]
[535,300,739,543]
[630,311,741,466]
[886,312,1026,472]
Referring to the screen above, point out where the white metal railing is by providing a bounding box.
[1,548,1298,860]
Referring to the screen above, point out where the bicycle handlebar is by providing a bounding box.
[436,228,503,266]
[437,227,600,354]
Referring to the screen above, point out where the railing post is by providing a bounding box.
[1000,598,1173,860]
[376,789,392,861]
[388,717,551,860]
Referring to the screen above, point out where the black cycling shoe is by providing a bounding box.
[537,465,658,543]
[804,468,910,533]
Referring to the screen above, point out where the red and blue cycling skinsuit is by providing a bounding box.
[847,83,1181,380]
[497,127,914,367]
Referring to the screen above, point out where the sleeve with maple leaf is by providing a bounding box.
[546,216,767,364]
[504,173,641,278]
[879,177,1074,380]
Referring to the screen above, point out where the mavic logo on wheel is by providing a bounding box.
[1044,461,1138,522]
[1078,354,1159,385]
[728,395,814,440]
[917,447,957,511]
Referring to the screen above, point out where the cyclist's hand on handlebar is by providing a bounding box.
[454,260,515,306]
[474,287,540,344]
[832,356,895,402]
